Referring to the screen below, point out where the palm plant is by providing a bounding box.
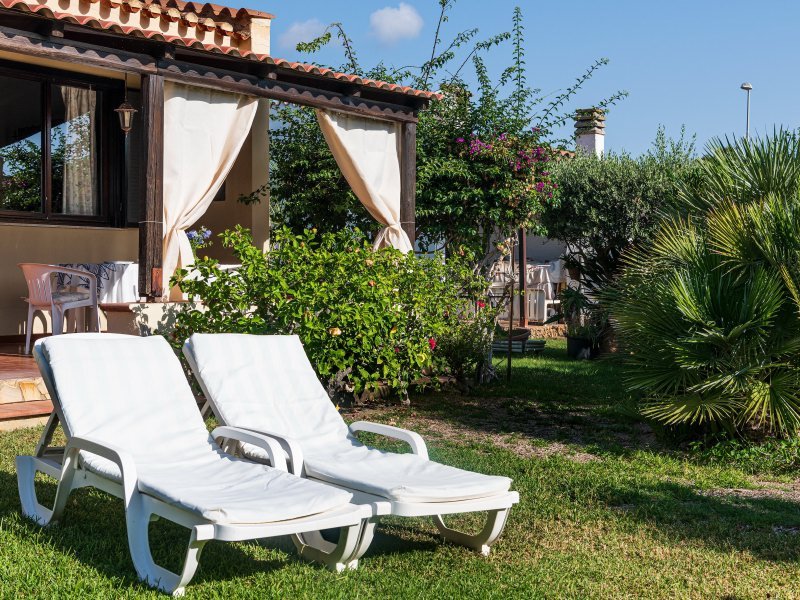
[609,130,800,437]
[677,128,800,212]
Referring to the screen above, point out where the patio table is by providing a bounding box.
[57,261,139,304]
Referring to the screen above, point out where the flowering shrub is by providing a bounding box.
[172,226,490,402]
[456,131,557,199]
[433,298,499,386]
[417,85,563,268]
[186,227,213,255]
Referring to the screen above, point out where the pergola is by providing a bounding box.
[0,3,436,299]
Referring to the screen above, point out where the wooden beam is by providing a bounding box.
[138,74,164,299]
[158,60,419,124]
[399,121,417,245]
[0,26,156,74]
[0,25,424,122]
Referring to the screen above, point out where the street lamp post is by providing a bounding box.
[740,82,752,139]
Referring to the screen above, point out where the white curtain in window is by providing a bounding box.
[162,81,258,300]
[316,109,413,253]
[61,87,96,215]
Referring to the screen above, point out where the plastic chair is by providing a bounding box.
[19,263,100,354]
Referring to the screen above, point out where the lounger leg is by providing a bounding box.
[16,452,79,526]
[346,516,378,568]
[432,508,510,556]
[290,522,362,572]
[126,497,213,597]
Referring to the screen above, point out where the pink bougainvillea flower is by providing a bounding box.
[428,338,437,350]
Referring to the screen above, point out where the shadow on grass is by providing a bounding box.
[398,342,663,458]
[0,467,439,588]
[592,476,800,562]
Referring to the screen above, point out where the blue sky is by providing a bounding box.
[255,0,800,156]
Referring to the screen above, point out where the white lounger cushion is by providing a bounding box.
[303,444,512,503]
[41,335,352,524]
[186,334,512,504]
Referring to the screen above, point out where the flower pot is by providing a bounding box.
[566,335,598,359]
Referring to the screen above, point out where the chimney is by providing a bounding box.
[574,108,605,157]
[240,17,272,55]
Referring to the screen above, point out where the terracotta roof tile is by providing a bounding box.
[0,0,442,101]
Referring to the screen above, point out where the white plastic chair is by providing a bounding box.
[18,334,370,595]
[184,333,520,560]
[19,263,100,354]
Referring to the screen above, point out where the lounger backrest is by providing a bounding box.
[40,334,215,465]
[185,334,349,450]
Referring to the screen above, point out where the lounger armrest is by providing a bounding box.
[233,427,305,477]
[349,421,429,460]
[66,436,139,501]
[211,426,289,473]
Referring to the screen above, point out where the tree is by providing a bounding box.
[542,127,699,294]
[269,1,627,272]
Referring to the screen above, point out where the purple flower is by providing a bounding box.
[455,137,465,143]
[536,182,545,192]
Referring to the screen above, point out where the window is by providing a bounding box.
[0,63,124,225]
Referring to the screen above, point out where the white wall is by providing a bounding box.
[525,235,566,263]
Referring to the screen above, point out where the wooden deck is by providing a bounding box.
[0,344,52,430]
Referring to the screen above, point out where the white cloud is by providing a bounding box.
[278,18,327,51]
[369,3,423,45]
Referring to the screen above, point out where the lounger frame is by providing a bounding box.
[184,340,520,559]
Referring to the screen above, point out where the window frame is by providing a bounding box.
[0,60,125,227]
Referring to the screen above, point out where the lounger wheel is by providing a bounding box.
[290,521,363,572]
[432,508,510,556]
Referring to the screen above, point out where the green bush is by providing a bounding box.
[690,437,800,476]
[172,227,490,401]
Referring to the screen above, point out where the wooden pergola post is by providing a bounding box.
[138,73,164,299]
[517,228,528,326]
[399,121,417,247]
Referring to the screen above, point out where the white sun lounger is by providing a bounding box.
[183,333,520,560]
[17,334,370,596]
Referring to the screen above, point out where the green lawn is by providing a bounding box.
[2,339,800,598]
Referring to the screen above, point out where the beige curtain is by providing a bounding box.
[162,82,258,300]
[316,109,413,253]
[61,86,96,215]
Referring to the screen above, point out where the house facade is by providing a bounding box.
[0,0,434,338]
